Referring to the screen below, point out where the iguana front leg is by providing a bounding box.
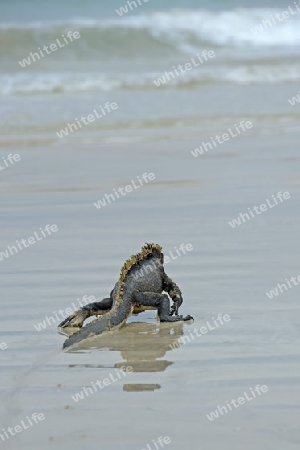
[162,273,183,316]
[133,292,193,322]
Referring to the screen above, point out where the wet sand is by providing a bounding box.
[1,131,300,449]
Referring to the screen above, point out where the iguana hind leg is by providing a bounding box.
[58,297,113,329]
[133,292,193,322]
[81,298,113,316]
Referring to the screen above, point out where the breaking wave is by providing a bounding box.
[2,63,300,96]
[2,8,300,94]
[1,8,300,59]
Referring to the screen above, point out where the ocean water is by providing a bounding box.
[1,1,300,449]
[1,134,300,450]
[1,0,300,143]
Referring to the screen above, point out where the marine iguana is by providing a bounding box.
[58,243,193,349]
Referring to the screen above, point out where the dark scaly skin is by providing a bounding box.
[58,244,193,349]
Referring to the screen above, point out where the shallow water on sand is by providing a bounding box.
[1,133,300,449]
[1,0,300,447]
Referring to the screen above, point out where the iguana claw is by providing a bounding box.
[58,309,89,329]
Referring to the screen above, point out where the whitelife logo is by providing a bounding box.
[0,153,21,171]
[191,121,253,157]
[71,366,133,402]
[153,50,215,87]
[139,436,171,450]
[0,224,58,262]
[18,31,81,68]
[34,295,95,332]
[250,2,300,35]
[0,412,45,443]
[133,243,193,281]
[169,313,231,350]
[93,172,155,209]
[266,273,300,299]
[206,385,269,421]
[116,0,150,16]
[228,191,290,228]
[288,90,300,106]
[56,102,118,139]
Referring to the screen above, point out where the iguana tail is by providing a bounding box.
[63,301,132,349]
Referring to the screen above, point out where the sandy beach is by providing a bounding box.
[1,131,300,449]
[1,0,300,448]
